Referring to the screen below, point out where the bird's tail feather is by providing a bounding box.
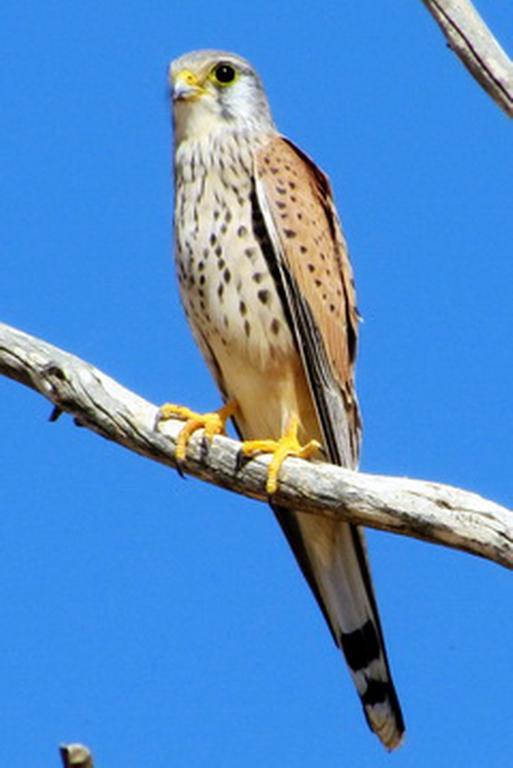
[273,505,404,751]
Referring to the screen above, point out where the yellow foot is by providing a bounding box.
[156,400,238,463]
[241,415,321,495]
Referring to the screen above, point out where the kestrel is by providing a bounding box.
[164,49,404,749]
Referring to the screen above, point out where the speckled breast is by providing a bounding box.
[174,132,295,372]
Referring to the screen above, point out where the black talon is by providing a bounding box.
[200,435,210,461]
[48,405,63,422]
[235,448,250,474]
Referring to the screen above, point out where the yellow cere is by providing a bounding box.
[172,69,208,102]
[175,69,200,87]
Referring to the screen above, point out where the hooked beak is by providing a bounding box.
[172,69,206,102]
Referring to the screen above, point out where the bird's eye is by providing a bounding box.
[211,63,237,86]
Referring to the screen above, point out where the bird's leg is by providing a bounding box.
[241,414,321,495]
[156,400,238,462]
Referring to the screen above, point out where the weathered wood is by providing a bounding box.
[1,321,512,568]
[421,0,513,117]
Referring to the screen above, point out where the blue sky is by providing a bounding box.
[1,1,513,765]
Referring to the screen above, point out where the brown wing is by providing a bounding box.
[255,135,361,466]
[254,136,405,749]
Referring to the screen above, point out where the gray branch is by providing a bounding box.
[1,320,513,570]
[421,0,513,117]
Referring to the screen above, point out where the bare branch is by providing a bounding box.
[1,321,512,568]
[421,0,513,117]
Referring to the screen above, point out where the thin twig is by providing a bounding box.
[1,320,512,568]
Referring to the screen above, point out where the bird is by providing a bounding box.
[162,48,405,750]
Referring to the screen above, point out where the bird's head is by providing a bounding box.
[169,50,275,144]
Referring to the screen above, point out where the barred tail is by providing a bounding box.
[273,506,405,750]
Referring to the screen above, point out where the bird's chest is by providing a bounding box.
[174,162,294,370]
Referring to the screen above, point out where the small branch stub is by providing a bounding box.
[60,744,94,768]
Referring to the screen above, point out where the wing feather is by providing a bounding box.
[254,135,404,749]
[255,136,361,467]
